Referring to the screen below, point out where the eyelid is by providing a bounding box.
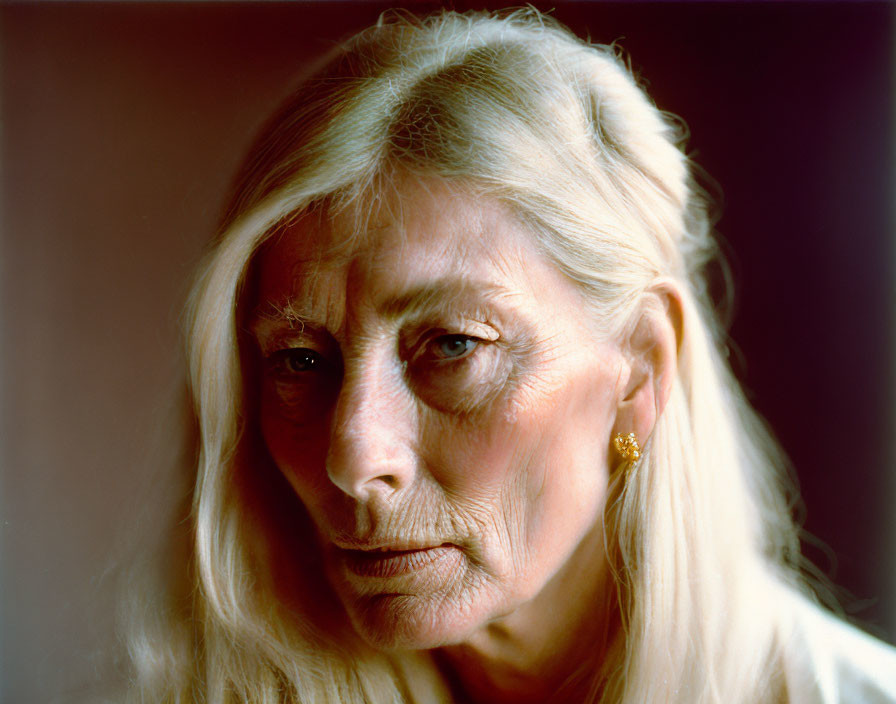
[403,319,499,358]
[463,321,500,342]
[256,328,329,358]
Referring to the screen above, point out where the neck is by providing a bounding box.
[436,525,617,704]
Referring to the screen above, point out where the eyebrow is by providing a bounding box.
[248,298,315,337]
[249,277,513,334]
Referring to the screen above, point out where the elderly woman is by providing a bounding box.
[127,9,896,703]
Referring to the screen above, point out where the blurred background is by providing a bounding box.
[2,2,893,702]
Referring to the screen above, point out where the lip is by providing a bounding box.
[336,543,457,579]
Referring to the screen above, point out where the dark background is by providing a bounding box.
[2,2,892,702]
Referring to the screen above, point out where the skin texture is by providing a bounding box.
[250,176,679,702]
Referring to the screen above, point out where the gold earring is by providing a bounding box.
[613,432,642,464]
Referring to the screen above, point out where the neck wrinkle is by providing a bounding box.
[434,520,619,703]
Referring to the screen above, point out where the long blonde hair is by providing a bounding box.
[127,9,804,703]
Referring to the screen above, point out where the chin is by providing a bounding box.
[342,592,483,651]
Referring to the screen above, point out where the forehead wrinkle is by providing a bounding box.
[250,261,349,337]
[248,298,313,336]
[375,278,515,321]
[250,183,543,337]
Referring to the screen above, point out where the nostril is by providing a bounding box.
[324,441,414,498]
[329,470,405,499]
[379,474,400,489]
[325,390,417,498]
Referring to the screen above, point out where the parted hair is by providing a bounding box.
[126,9,805,703]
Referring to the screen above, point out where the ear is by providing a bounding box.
[613,280,683,449]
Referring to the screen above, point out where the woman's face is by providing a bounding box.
[251,177,628,650]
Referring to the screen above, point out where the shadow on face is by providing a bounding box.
[244,175,627,650]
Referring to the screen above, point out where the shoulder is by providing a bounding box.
[782,591,896,704]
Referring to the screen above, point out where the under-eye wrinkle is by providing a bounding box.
[405,334,512,416]
[262,339,343,423]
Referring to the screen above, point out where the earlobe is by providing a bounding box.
[613,280,683,450]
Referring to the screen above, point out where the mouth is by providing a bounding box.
[336,543,457,579]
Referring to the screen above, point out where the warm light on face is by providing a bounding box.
[251,177,626,650]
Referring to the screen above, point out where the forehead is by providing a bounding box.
[251,178,542,316]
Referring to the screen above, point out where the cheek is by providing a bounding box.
[422,365,615,568]
[524,371,615,503]
[427,369,614,496]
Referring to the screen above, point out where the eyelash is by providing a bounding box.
[264,328,486,380]
[415,333,482,364]
[268,347,325,373]
[262,327,506,418]
[266,347,339,382]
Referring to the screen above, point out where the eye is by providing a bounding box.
[262,344,343,423]
[268,348,329,377]
[427,334,479,361]
[404,328,509,415]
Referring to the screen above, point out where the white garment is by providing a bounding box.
[784,595,896,704]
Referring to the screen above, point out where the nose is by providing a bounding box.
[325,357,418,501]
